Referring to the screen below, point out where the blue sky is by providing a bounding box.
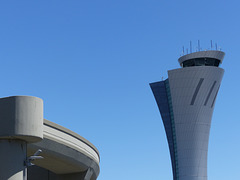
[0,1,239,179]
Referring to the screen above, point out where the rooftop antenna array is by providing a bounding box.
[180,40,222,56]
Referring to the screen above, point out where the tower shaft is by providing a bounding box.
[150,50,225,180]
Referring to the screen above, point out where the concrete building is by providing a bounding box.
[0,96,100,180]
[150,50,225,180]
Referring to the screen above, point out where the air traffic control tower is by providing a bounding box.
[150,50,225,180]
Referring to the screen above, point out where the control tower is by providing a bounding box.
[150,50,225,180]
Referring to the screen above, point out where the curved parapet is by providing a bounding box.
[0,96,43,143]
[27,119,100,178]
[178,50,225,67]
[43,119,99,164]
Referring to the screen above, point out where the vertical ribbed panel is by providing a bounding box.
[150,81,178,180]
[165,80,179,180]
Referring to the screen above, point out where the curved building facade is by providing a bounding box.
[150,50,225,180]
[0,96,100,180]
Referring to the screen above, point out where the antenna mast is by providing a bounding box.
[190,41,192,53]
[198,40,200,51]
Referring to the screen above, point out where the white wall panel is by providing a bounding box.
[168,66,224,180]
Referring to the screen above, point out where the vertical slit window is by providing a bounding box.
[204,81,217,106]
[190,78,204,105]
[211,85,220,108]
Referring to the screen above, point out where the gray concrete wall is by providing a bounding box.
[0,96,100,180]
[0,96,43,142]
[27,166,90,180]
[0,96,43,180]
[0,140,27,180]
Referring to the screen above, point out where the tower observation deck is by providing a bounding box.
[178,50,225,67]
[150,50,225,180]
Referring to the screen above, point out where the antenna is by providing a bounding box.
[198,40,200,51]
[190,41,192,53]
[215,43,218,50]
[186,48,188,54]
[211,40,213,50]
[182,46,185,55]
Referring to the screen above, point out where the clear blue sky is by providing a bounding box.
[0,1,239,179]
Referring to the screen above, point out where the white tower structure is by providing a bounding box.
[150,50,225,180]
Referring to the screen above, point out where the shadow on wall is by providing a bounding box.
[28,166,90,180]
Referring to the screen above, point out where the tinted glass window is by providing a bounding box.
[182,58,220,67]
[195,59,205,66]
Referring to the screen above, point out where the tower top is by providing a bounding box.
[178,50,225,68]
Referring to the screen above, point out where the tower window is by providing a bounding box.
[182,58,220,67]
